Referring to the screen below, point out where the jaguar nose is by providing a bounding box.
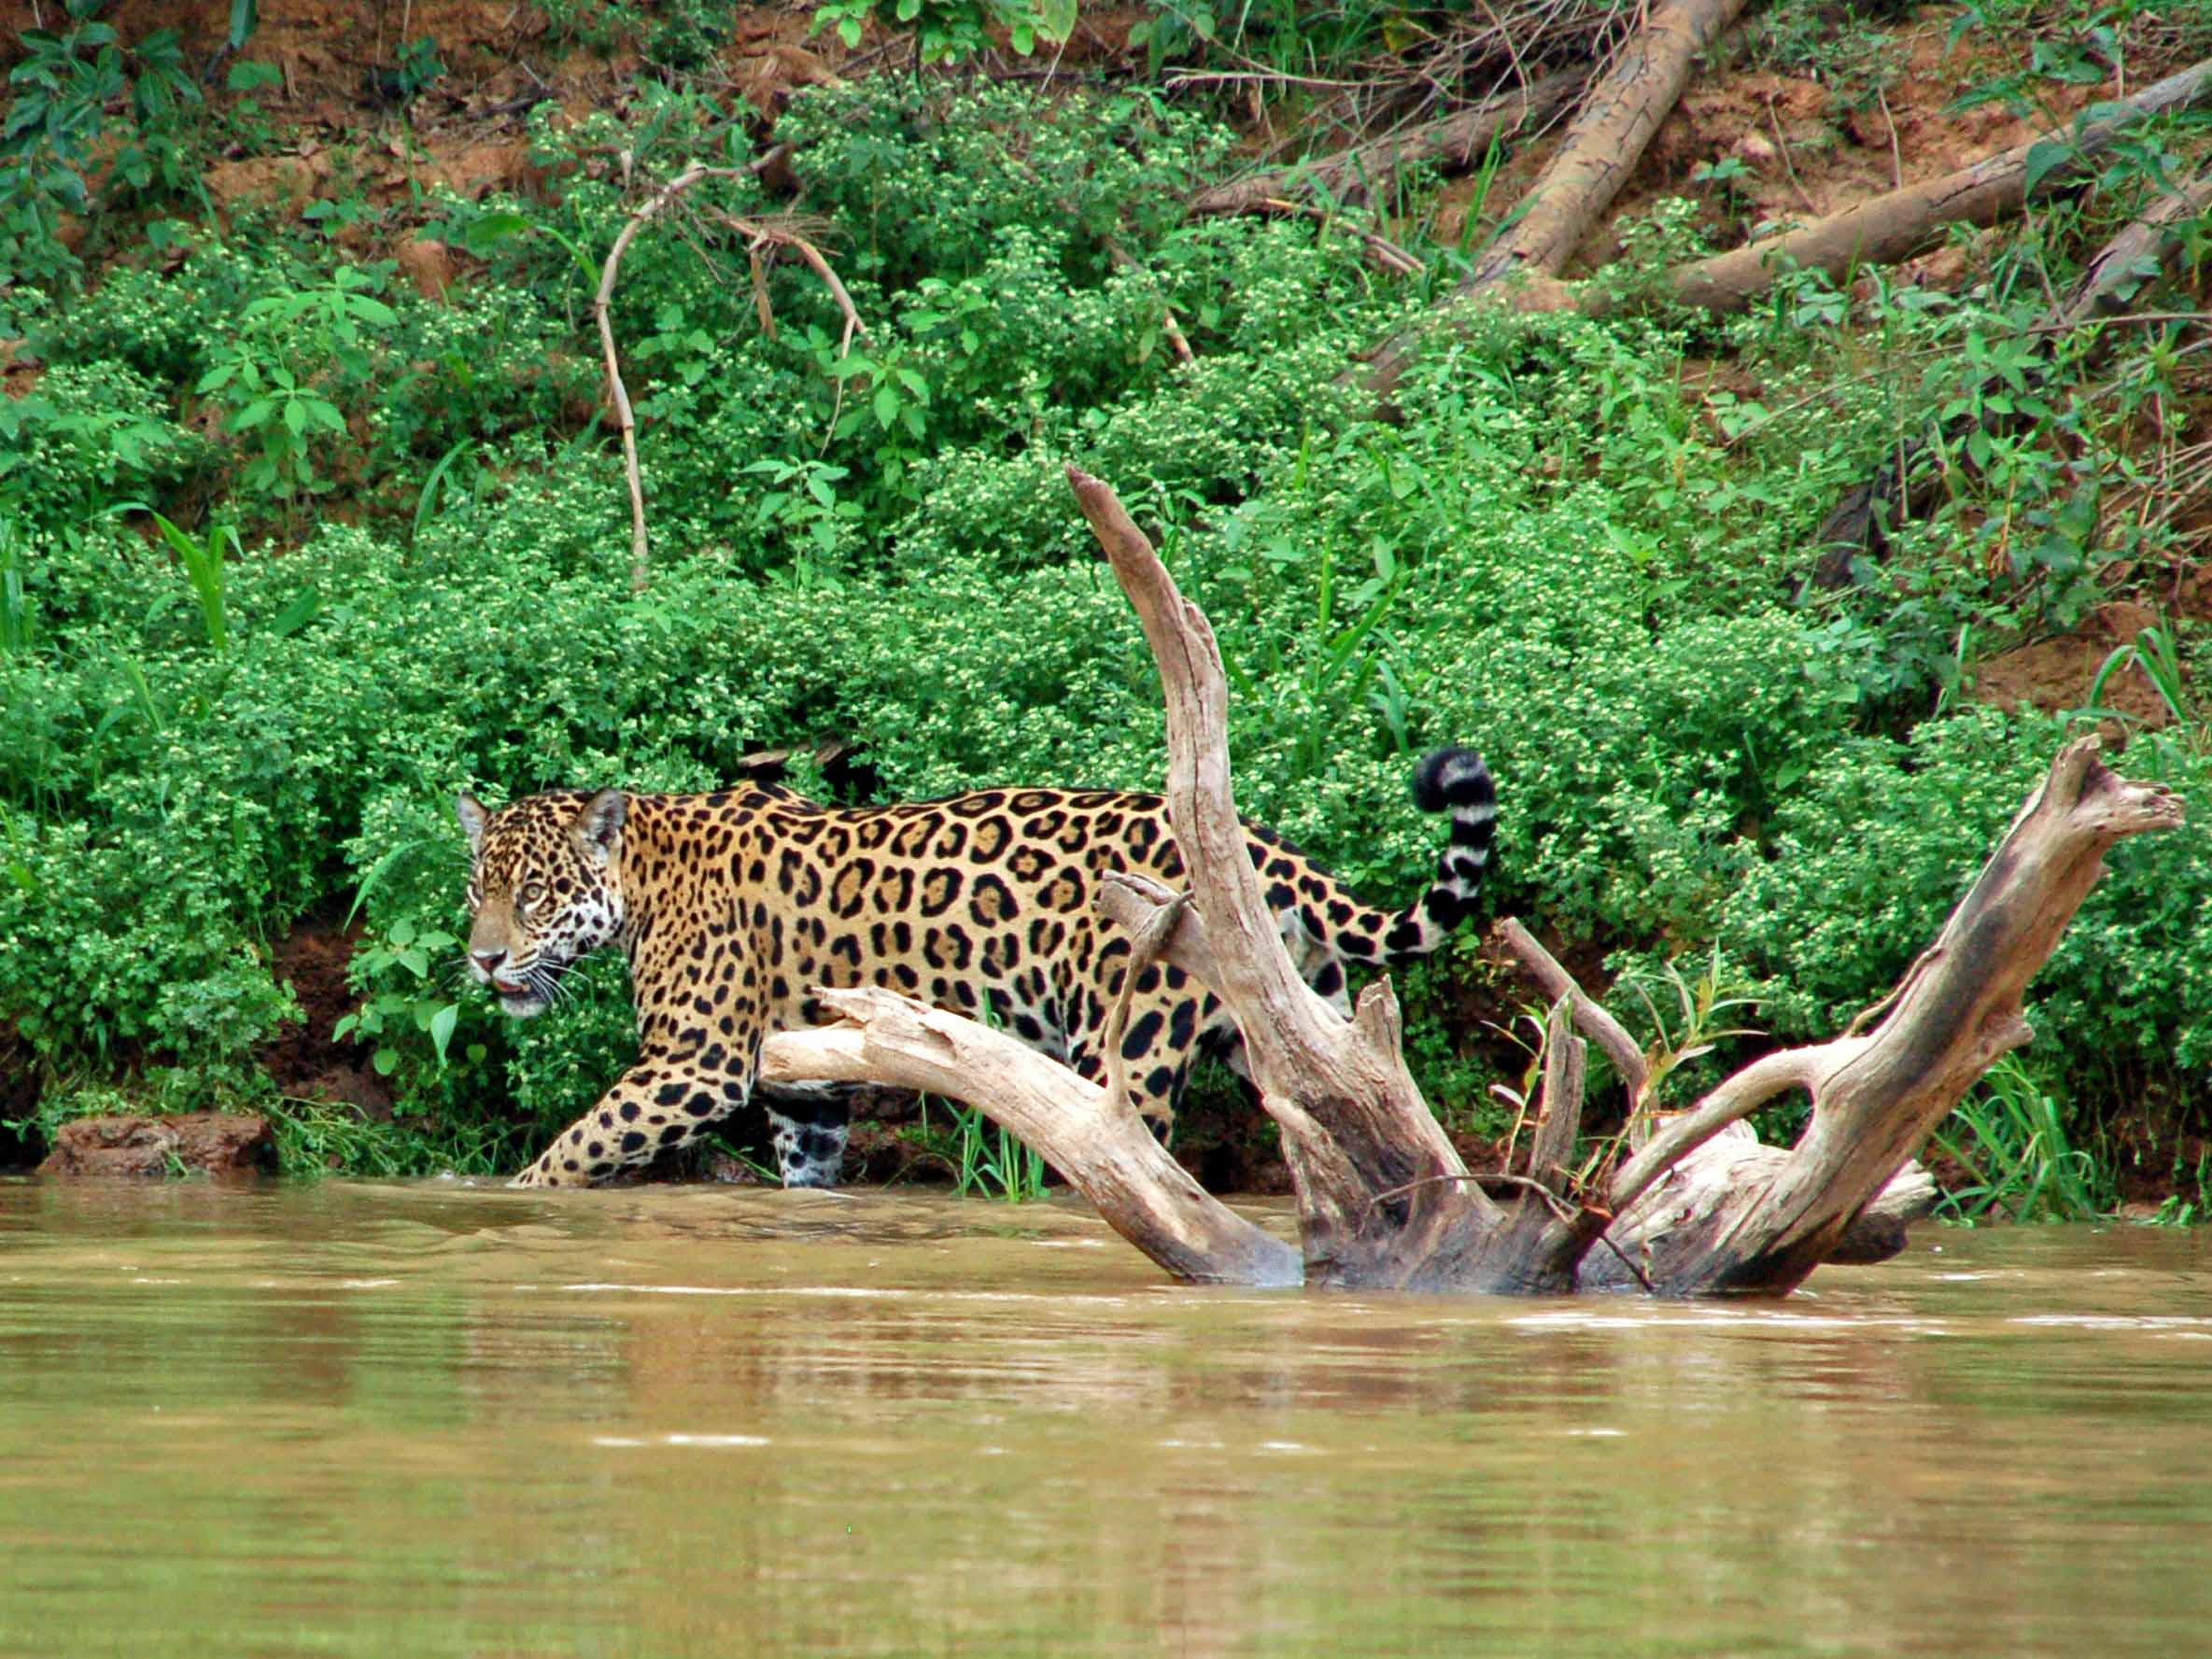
[472,949,507,974]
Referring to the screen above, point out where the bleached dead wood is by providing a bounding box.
[1066,466,1605,1291]
[1593,738,2180,1293]
[758,996,1300,1286]
[1487,920,1941,1281]
[767,471,2180,1297]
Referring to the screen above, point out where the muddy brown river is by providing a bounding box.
[3,1178,2208,1656]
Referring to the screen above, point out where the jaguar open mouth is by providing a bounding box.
[493,976,528,996]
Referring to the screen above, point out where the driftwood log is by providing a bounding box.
[760,471,2182,1296]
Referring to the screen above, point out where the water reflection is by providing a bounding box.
[2,1179,2209,1657]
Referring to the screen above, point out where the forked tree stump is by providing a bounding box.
[761,471,2183,1295]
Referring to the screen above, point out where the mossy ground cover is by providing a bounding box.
[2,2,2207,1213]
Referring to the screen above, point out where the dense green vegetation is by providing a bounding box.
[2,2,2207,1210]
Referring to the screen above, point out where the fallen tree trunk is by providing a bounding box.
[1363,0,1752,387]
[1188,71,1585,218]
[768,470,2180,1296]
[1809,153,2212,584]
[1665,56,2212,315]
[1460,0,1754,291]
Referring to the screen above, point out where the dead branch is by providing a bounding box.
[757,994,1301,1287]
[1245,197,1429,276]
[1666,56,2212,315]
[1106,241,1195,367]
[593,158,861,590]
[1067,463,1536,1288]
[1597,738,2181,1293]
[1495,0,1754,261]
[1187,70,1585,218]
[2043,162,2212,333]
[1068,467,1668,1292]
[1488,918,1648,1095]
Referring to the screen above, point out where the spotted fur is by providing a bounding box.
[458,747,1495,1188]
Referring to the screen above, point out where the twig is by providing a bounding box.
[1875,82,1903,192]
[1188,71,1583,218]
[1106,240,1196,366]
[1255,196,1426,276]
[1164,67,1368,91]
[2022,308,2208,336]
[472,92,552,122]
[1765,94,1819,216]
[712,210,866,356]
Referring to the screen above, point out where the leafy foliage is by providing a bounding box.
[2,27,2206,1196]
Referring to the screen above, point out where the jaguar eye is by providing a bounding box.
[465,882,483,910]
[517,881,546,910]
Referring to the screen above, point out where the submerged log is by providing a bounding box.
[776,471,2181,1296]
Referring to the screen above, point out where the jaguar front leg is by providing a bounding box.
[513,1047,754,1188]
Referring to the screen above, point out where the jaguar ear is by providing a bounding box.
[456,793,490,856]
[570,788,627,862]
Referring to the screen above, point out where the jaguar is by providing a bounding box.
[458,746,1495,1188]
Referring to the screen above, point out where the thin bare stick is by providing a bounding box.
[1106,242,1196,367]
[1489,918,1648,1094]
[1251,196,1427,276]
[1766,94,1819,216]
[1875,82,1903,192]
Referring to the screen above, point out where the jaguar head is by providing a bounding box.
[455,788,628,1019]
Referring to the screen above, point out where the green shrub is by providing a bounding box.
[4,69,2204,1183]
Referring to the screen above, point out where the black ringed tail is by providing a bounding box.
[1373,745,1496,962]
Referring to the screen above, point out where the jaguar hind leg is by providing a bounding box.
[759,1082,852,1189]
